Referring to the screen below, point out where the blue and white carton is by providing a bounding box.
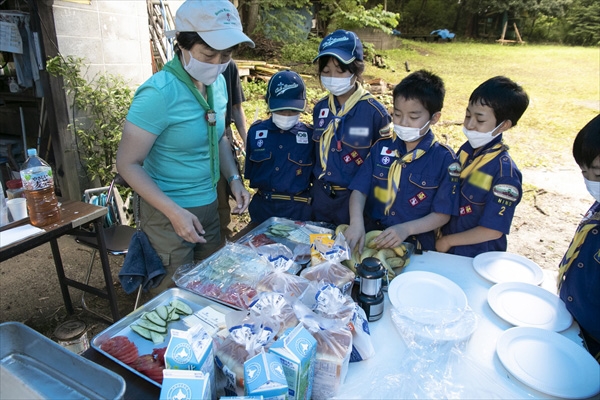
[268,324,317,400]
[244,351,288,399]
[165,324,215,399]
[159,370,210,400]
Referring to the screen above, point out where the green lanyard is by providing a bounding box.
[162,56,220,186]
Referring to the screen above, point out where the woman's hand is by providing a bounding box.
[168,207,207,244]
[168,207,208,244]
[230,179,250,214]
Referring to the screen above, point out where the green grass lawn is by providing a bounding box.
[371,42,599,169]
[242,42,599,170]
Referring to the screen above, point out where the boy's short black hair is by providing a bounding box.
[317,55,365,82]
[573,114,600,168]
[392,70,445,115]
[469,76,529,127]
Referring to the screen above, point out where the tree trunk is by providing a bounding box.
[453,0,467,32]
[246,0,259,36]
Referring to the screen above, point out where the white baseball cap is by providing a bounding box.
[166,0,255,50]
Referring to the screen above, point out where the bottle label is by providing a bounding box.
[21,168,54,191]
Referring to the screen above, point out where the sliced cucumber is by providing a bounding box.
[146,310,167,327]
[150,331,165,344]
[171,299,193,315]
[156,305,169,321]
[131,324,152,340]
[168,311,180,321]
[136,319,167,333]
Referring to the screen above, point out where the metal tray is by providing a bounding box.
[92,287,235,388]
[0,321,126,400]
[235,216,334,263]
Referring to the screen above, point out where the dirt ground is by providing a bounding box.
[0,165,592,342]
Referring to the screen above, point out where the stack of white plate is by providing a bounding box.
[473,251,599,399]
[388,271,477,343]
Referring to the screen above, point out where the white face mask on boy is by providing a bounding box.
[394,120,431,142]
[462,122,504,149]
[272,114,300,131]
[584,177,600,202]
[184,50,229,86]
[321,75,355,96]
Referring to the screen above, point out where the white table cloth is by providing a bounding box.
[335,250,587,399]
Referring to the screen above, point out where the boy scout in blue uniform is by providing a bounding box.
[437,76,529,257]
[344,70,459,252]
[244,70,314,224]
[311,30,392,226]
[558,114,600,361]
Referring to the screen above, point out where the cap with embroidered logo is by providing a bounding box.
[166,0,255,50]
[313,29,363,64]
[266,70,307,112]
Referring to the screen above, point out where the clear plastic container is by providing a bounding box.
[20,148,60,227]
[5,179,25,199]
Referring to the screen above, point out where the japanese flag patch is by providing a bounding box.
[380,146,397,157]
[255,130,268,140]
[319,108,329,118]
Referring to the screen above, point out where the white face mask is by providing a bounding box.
[272,113,299,131]
[184,51,229,86]
[584,177,600,202]
[394,120,431,142]
[321,75,354,96]
[462,122,503,149]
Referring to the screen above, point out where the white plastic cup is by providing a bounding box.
[7,198,28,221]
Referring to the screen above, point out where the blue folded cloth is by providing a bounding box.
[118,230,166,294]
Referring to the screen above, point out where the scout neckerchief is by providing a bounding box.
[557,207,600,288]
[162,56,220,186]
[318,83,373,179]
[459,141,505,179]
[458,141,506,192]
[380,133,436,215]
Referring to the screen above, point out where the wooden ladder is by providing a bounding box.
[147,0,176,72]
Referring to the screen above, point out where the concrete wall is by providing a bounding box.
[52,0,152,88]
[354,28,402,51]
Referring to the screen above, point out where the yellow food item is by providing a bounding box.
[386,257,405,268]
[365,230,383,249]
[393,244,407,257]
[359,248,377,262]
[335,224,349,236]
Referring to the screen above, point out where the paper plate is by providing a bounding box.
[488,282,573,331]
[473,252,543,285]
[388,271,467,325]
[497,327,600,398]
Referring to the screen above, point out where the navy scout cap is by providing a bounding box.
[313,29,364,64]
[267,70,307,112]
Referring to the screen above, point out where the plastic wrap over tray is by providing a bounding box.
[235,217,335,265]
[92,288,234,388]
[1,321,126,399]
[174,242,275,309]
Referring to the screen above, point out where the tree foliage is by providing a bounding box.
[46,55,133,186]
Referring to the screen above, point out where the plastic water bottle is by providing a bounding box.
[20,148,61,226]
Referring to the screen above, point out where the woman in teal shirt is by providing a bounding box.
[116,0,253,293]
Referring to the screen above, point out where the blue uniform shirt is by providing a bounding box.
[559,202,600,349]
[245,118,314,195]
[350,131,460,250]
[312,95,392,188]
[442,134,522,257]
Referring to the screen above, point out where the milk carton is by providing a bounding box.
[244,351,288,400]
[164,324,215,399]
[268,324,316,400]
[159,370,210,400]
